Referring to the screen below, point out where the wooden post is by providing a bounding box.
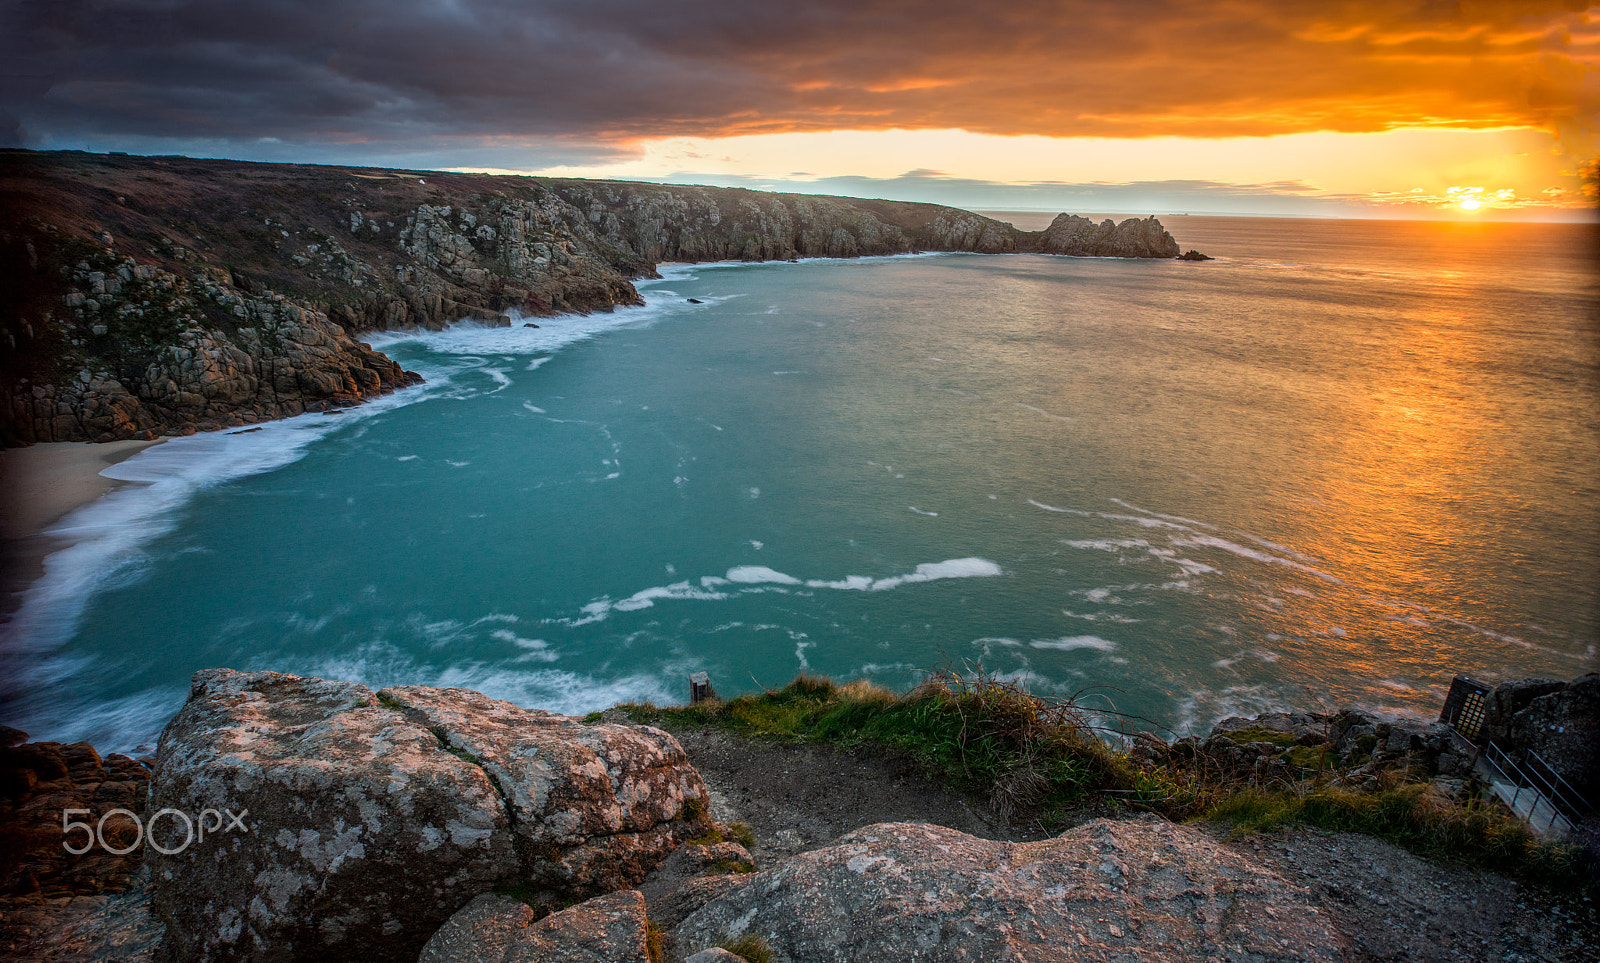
[689,672,718,704]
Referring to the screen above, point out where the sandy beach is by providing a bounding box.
[0,439,165,616]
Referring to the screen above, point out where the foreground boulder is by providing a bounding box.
[419,890,652,963]
[147,669,706,963]
[675,818,1343,963]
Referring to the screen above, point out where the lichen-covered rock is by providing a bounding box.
[148,670,516,963]
[675,818,1344,963]
[147,669,705,963]
[380,684,708,900]
[417,894,534,963]
[419,890,653,963]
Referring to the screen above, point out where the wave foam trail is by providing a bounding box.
[293,641,678,720]
[367,293,689,358]
[1029,636,1118,652]
[565,557,1003,624]
[725,566,803,585]
[1169,534,1343,584]
[1,391,425,656]
[1016,403,1074,423]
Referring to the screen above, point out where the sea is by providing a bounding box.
[2,214,1597,753]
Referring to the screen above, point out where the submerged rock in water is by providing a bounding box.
[147,669,707,963]
[674,817,1344,962]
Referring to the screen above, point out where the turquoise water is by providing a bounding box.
[4,216,1597,750]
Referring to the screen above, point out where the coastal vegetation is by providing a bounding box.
[618,668,1592,891]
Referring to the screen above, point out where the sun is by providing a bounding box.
[1459,197,1482,211]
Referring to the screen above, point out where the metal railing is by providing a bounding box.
[1481,742,1594,836]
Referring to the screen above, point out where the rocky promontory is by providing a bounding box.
[2,150,1194,445]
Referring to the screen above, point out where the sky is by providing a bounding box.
[2,0,1597,219]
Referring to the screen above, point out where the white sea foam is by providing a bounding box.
[611,581,730,612]
[1061,609,1142,624]
[490,629,558,663]
[1145,548,1218,576]
[367,294,685,359]
[1029,636,1118,652]
[564,557,1003,624]
[1027,499,1087,515]
[1063,538,1150,551]
[867,558,1002,591]
[1,390,428,658]
[972,636,1024,648]
[725,566,803,585]
[293,641,678,718]
[805,575,876,591]
[8,684,190,755]
[1108,498,1217,531]
[908,507,939,517]
[1169,534,1343,583]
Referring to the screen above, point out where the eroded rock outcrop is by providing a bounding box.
[3,253,422,443]
[0,728,151,901]
[146,669,706,963]
[2,151,1202,444]
[674,818,1344,963]
[1481,673,1599,797]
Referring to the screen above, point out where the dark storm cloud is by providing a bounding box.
[2,0,1596,161]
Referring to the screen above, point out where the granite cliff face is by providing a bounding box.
[1,151,1193,444]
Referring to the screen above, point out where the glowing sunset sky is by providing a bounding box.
[2,0,1596,218]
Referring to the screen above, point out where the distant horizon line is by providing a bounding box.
[8,147,1596,226]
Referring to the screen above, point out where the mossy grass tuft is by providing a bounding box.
[625,664,1132,820]
[644,919,666,963]
[623,666,1589,890]
[717,935,775,963]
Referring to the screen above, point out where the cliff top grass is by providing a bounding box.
[615,669,1593,892]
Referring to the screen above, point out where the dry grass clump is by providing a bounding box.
[624,668,1589,888]
[716,935,775,963]
[625,665,1134,821]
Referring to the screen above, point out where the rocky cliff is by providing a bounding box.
[1,151,1192,444]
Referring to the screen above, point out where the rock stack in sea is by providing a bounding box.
[1035,214,1181,258]
[1,151,1202,444]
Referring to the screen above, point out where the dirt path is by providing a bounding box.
[666,724,1599,963]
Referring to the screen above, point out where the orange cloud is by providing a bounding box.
[3,0,1595,163]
